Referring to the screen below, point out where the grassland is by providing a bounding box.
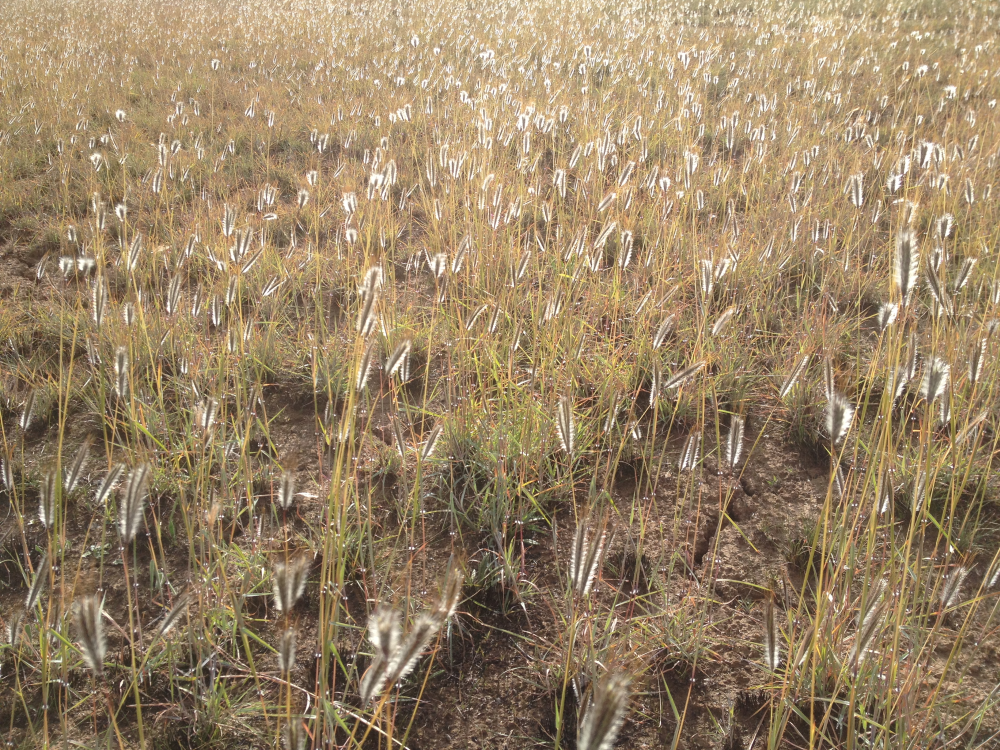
[2,0,1000,747]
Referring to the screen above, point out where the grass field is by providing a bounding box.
[2,0,1000,747]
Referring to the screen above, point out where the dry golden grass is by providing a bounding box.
[1,0,1000,748]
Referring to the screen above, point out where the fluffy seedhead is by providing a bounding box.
[556,394,576,456]
[156,592,191,639]
[95,464,125,505]
[119,463,150,544]
[711,305,736,336]
[849,586,887,670]
[63,436,93,495]
[822,357,836,400]
[359,561,463,704]
[38,465,58,528]
[968,339,987,386]
[678,432,702,471]
[356,266,382,336]
[385,339,412,380]
[577,672,632,750]
[664,360,706,390]
[272,555,311,615]
[648,361,661,406]
[278,627,297,675]
[762,597,781,671]
[940,566,969,610]
[779,355,810,399]
[920,357,950,405]
[359,605,401,704]
[569,516,606,599]
[74,595,106,676]
[724,416,745,472]
[652,314,676,349]
[25,552,49,611]
[825,392,854,444]
[925,264,953,317]
[19,391,36,432]
[114,346,130,399]
[893,229,920,306]
[420,423,443,460]
[195,397,219,441]
[283,721,306,750]
[876,302,898,332]
[386,611,440,687]
[356,341,377,391]
[0,453,13,492]
[276,469,296,511]
[434,556,465,621]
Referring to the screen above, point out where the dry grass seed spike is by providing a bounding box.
[724,416,745,472]
[75,594,107,676]
[155,592,191,639]
[359,561,464,704]
[569,515,606,599]
[25,552,49,611]
[577,672,632,750]
[762,596,781,672]
[272,555,311,615]
[276,469,296,511]
[119,463,150,544]
[826,392,854,445]
[38,465,58,528]
[63,435,93,495]
[556,394,576,456]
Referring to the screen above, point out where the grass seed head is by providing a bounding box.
[876,302,898,332]
[968,339,987,385]
[283,720,306,750]
[20,390,36,432]
[278,627,297,675]
[825,392,854,444]
[577,672,632,750]
[762,597,781,671]
[386,611,441,687]
[435,556,465,622]
[272,555,311,615]
[678,432,702,471]
[779,355,810,399]
[25,552,49,611]
[725,416,745,471]
[893,229,920,306]
[420,423,443,461]
[569,516,606,599]
[652,314,676,349]
[385,339,412,380]
[74,595,106,676]
[940,566,969,610]
[38,465,58,528]
[920,357,950,405]
[114,346,129,399]
[119,463,150,544]
[556,395,576,456]
[849,591,887,669]
[156,592,191,639]
[63,436,93,495]
[95,464,125,505]
[0,453,13,492]
[664,360,706,390]
[356,342,377,391]
[277,470,296,511]
[359,605,401,703]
